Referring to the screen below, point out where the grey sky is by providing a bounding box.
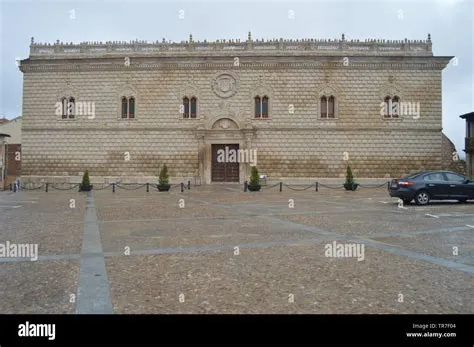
[0,0,472,155]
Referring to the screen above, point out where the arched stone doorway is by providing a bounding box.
[194,117,256,184]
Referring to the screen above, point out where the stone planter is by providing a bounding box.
[79,184,93,192]
[343,183,358,191]
[157,184,171,192]
[248,184,261,192]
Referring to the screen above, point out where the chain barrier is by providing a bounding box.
[358,182,390,188]
[261,182,281,189]
[50,183,80,190]
[92,184,112,190]
[283,183,315,191]
[19,184,44,191]
[317,183,344,189]
[116,183,147,190]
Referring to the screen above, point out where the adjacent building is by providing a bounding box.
[0,117,22,189]
[18,33,454,184]
[460,112,474,179]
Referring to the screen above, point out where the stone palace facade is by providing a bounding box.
[19,33,453,184]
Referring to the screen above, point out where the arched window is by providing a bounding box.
[68,97,75,118]
[262,96,269,118]
[254,96,261,118]
[129,97,135,118]
[384,96,400,118]
[328,96,335,118]
[183,97,189,118]
[61,97,67,119]
[320,96,327,118]
[384,96,391,117]
[190,97,197,118]
[392,96,399,117]
[121,97,128,118]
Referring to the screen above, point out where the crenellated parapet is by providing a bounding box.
[28,33,433,57]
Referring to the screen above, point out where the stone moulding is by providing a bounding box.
[19,60,451,73]
[21,126,443,132]
[28,35,434,58]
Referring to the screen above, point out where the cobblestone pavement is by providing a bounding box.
[0,184,473,313]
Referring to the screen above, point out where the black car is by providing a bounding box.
[388,170,474,205]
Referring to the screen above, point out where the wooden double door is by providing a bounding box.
[211,144,240,182]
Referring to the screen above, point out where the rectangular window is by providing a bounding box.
[129,98,135,118]
[262,99,268,118]
[328,99,334,118]
[191,100,197,118]
[320,101,327,118]
[122,99,128,118]
[255,101,261,118]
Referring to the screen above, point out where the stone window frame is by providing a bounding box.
[117,85,138,120]
[55,86,78,122]
[178,85,201,121]
[382,95,401,118]
[316,85,339,120]
[379,84,405,121]
[254,95,270,118]
[250,85,273,120]
[182,96,198,119]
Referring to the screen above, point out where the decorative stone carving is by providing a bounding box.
[212,73,238,98]
[212,118,239,130]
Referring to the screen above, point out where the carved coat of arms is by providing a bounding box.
[212,73,237,98]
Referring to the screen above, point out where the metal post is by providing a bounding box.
[146,183,149,192]
[45,183,48,192]
[387,181,390,189]
[188,180,191,190]
[112,183,115,193]
[244,180,248,192]
[279,182,282,192]
[181,182,184,192]
[315,182,318,192]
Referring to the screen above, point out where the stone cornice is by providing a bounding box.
[22,126,442,132]
[27,34,433,58]
[19,58,452,72]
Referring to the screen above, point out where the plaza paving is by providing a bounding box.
[0,184,473,314]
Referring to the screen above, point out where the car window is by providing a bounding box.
[445,173,465,182]
[423,173,446,181]
[405,172,423,179]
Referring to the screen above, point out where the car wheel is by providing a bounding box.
[458,198,468,203]
[415,190,430,205]
[402,198,412,204]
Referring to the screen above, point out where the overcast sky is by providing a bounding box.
[0,0,472,155]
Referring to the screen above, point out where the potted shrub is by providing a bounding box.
[247,166,261,192]
[157,164,171,192]
[79,169,93,192]
[343,166,358,191]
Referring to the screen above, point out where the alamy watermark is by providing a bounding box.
[216,146,257,166]
[324,241,365,261]
[380,101,420,119]
[55,100,96,119]
[0,241,39,261]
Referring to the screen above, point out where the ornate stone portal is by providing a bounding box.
[195,116,256,184]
